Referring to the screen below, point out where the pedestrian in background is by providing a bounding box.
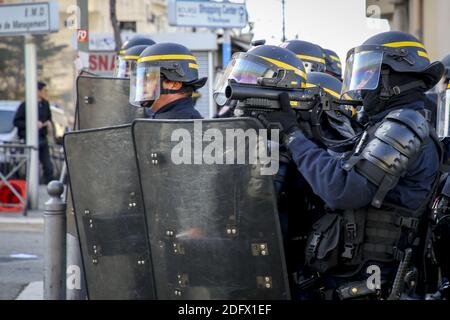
[14,81,54,185]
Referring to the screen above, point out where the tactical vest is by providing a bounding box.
[305,108,443,276]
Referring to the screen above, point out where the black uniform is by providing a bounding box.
[146,97,203,119]
[13,100,54,184]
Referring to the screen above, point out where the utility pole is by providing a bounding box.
[77,0,89,53]
[24,35,39,210]
[282,0,286,42]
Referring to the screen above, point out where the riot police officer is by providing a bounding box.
[260,31,445,299]
[130,43,207,119]
[322,48,343,81]
[280,40,326,73]
[115,45,150,78]
[213,44,317,293]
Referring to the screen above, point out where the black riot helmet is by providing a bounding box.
[118,36,156,56]
[280,40,326,73]
[306,72,358,143]
[323,48,343,80]
[130,42,207,107]
[342,31,444,98]
[115,45,149,78]
[213,45,307,106]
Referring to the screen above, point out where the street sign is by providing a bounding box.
[0,1,59,36]
[168,0,247,28]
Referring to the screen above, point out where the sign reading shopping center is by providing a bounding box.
[0,1,59,36]
[168,0,248,28]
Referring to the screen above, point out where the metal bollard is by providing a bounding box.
[44,180,67,300]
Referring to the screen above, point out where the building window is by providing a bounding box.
[119,21,137,33]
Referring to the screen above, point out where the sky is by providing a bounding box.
[245,0,390,67]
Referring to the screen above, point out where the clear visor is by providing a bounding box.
[437,90,450,138]
[115,58,135,78]
[213,55,276,106]
[129,66,161,107]
[341,50,383,97]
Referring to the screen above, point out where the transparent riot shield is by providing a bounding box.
[76,75,146,129]
[64,125,155,300]
[132,118,290,299]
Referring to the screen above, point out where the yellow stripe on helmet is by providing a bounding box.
[447,83,450,89]
[383,41,426,50]
[297,54,326,64]
[189,63,199,69]
[121,55,140,61]
[138,54,197,63]
[329,55,340,62]
[323,88,341,99]
[118,49,126,55]
[258,55,307,80]
[305,83,341,99]
[417,50,430,59]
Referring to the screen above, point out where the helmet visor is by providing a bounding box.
[129,66,161,107]
[213,53,276,106]
[115,58,136,78]
[437,89,450,138]
[341,50,383,96]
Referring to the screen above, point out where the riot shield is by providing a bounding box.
[64,125,155,300]
[76,75,146,129]
[132,118,290,299]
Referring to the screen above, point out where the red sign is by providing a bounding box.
[77,29,89,43]
[88,52,116,76]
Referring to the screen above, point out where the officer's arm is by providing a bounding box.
[287,131,378,210]
[47,102,53,123]
[13,102,26,130]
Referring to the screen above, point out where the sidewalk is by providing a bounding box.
[15,281,43,300]
[0,185,49,232]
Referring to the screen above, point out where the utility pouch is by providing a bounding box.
[305,213,342,273]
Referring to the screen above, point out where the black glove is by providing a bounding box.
[257,92,300,137]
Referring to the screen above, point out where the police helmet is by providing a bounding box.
[306,72,357,139]
[323,48,343,80]
[341,31,445,99]
[130,42,207,106]
[115,45,149,78]
[280,40,326,73]
[118,36,156,56]
[213,45,307,106]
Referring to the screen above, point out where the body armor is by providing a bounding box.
[305,109,442,276]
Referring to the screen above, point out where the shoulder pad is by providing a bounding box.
[384,109,429,141]
[350,110,431,207]
[360,110,429,176]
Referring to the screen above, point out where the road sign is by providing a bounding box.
[0,1,59,36]
[168,0,247,28]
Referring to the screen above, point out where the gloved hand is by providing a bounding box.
[257,92,300,138]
